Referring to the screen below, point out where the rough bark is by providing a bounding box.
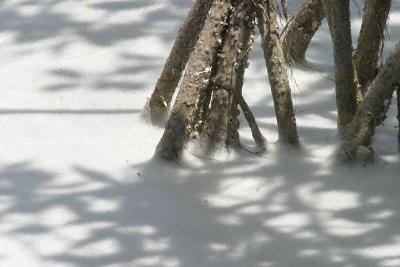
[258,0,299,145]
[397,87,400,145]
[201,1,257,151]
[283,0,325,61]
[145,0,214,125]
[341,43,400,162]
[354,0,391,93]
[156,0,232,160]
[321,0,358,135]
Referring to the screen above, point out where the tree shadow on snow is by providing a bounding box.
[0,0,192,94]
[1,148,399,267]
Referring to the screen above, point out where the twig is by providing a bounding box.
[238,142,266,156]
[279,16,294,39]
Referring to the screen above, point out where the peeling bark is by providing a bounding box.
[321,0,358,134]
[354,0,391,93]
[156,0,232,160]
[258,0,299,145]
[341,43,400,162]
[145,0,214,125]
[283,0,325,61]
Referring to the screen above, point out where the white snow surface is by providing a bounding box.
[0,0,400,266]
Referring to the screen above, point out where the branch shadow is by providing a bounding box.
[1,152,399,266]
[1,0,192,94]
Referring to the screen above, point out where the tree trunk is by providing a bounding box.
[321,0,358,135]
[156,0,232,160]
[145,0,214,125]
[283,0,325,61]
[201,1,257,152]
[397,87,400,145]
[341,43,400,162]
[354,0,391,93]
[258,0,299,145]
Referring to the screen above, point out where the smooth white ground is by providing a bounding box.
[0,0,399,266]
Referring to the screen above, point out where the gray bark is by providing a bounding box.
[201,1,257,151]
[354,0,391,93]
[237,93,267,150]
[145,0,214,125]
[321,0,359,135]
[397,87,400,145]
[283,0,325,61]
[258,0,299,145]
[156,0,232,160]
[341,43,400,162]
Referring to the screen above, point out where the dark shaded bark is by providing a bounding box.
[145,0,214,125]
[321,0,358,134]
[156,0,232,160]
[354,0,391,93]
[341,43,400,162]
[283,0,325,61]
[258,0,299,145]
[397,87,400,145]
[201,1,257,151]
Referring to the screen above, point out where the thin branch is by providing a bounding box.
[237,93,267,150]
